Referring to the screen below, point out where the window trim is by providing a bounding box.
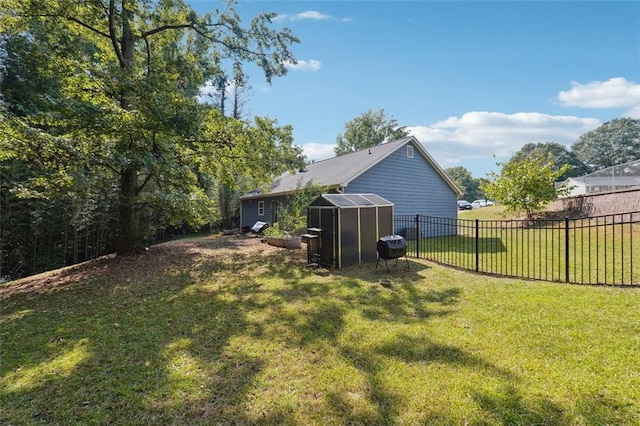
[258,200,265,216]
[406,145,414,158]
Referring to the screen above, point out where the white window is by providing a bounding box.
[258,201,264,216]
[407,145,414,158]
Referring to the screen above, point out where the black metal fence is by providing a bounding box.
[395,212,640,286]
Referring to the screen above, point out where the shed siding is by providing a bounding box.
[345,142,457,218]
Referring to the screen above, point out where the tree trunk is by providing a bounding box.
[73,227,78,264]
[115,3,141,256]
[116,166,140,255]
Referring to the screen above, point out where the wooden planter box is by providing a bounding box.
[265,236,302,249]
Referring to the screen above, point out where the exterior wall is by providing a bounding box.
[345,142,458,218]
[548,187,640,218]
[240,194,290,228]
[241,188,342,229]
[564,179,586,197]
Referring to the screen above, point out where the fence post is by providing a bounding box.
[415,214,420,258]
[475,219,479,272]
[565,217,570,282]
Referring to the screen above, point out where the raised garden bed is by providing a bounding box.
[265,236,302,249]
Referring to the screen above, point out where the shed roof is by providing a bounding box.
[241,136,461,199]
[309,193,393,208]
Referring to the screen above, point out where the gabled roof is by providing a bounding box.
[241,136,461,199]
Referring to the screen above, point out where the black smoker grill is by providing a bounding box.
[376,235,410,272]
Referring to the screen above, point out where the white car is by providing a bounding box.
[471,199,495,208]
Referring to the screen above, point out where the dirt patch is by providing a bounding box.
[0,234,306,300]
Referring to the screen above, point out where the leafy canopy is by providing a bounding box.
[444,166,484,201]
[572,118,640,171]
[0,0,302,255]
[334,109,408,156]
[482,153,571,220]
[510,142,591,181]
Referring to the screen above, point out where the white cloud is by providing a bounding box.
[300,143,336,162]
[275,10,350,22]
[407,111,601,166]
[291,10,332,21]
[558,77,640,109]
[198,79,247,103]
[198,80,218,99]
[275,10,330,22]
[284,59,321,72]
[625,105,640,119]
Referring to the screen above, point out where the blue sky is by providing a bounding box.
[195,1,640,178]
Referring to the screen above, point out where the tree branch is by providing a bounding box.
[28,13,111,39]
[144,37,152,75]
[137,170,155,194]
[68,16,111,37]
[108,0,125,66]
[141,23,196,38]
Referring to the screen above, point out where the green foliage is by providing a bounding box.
[444,166,483,200]
[334,108,408,156]
[273,180,323,236]
[482,153,571,220]
[0,0,301,257]
[572,118,640,171]
[510,142,591,181]
[261,221,283,237]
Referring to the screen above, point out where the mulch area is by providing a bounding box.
[0,233,306,301]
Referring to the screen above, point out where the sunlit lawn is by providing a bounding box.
[1,235,639,425]
[458,204,509,220]
[425,206,640,285]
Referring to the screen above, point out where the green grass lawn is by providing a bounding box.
[458,205,509,221]
[1,235,639,425]
[429,206,640,285]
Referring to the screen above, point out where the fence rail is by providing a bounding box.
[395,212,640,286]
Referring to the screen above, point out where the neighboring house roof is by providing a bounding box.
[565,176,640,186]
[241,136,461,199]
[561,159,640,188]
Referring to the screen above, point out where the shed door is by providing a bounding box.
[340,209,359,267]
[360,207,378,264]
[320,209,336,268]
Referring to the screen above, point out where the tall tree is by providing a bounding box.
[334,108,408,156]
[0,0,301,255]
[571,118,640,171]
[510,142,592,181]
[444,166,483,200]
[482,153,571,220]
[211,62,253,228]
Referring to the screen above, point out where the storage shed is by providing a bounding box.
[307,194,394,269]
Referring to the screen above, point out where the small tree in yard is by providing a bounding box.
[264,180,323,238]
[482,153,571,221]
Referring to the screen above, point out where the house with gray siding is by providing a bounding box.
[240,136,461,230]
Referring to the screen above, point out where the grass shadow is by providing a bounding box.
[379,333,514,379]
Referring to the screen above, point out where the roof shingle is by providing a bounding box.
[242,136,460,198]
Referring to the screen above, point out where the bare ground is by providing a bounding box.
[0,234,306,301]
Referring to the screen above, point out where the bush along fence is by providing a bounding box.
[395,212,640,286]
